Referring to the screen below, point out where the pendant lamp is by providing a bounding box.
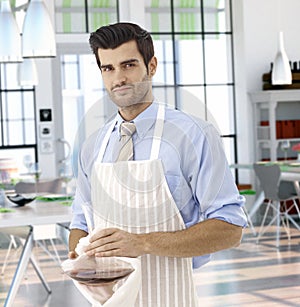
[18,58,38,86]
[0,0,22,63]
[22,0,56,58]
[271,31,292,85]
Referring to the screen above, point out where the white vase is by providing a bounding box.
[271,31,292,85]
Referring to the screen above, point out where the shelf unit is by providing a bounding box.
[250,90,300,161]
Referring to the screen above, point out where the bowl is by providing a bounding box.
[7,194,36,207]
[61,255,134,285]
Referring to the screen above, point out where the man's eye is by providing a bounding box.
[102,67,112,72]
[124,63,135,69]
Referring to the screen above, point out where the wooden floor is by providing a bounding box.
[195,227,300,306]
[1,226,300,307]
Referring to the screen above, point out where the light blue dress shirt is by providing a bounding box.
[70,102,247,268]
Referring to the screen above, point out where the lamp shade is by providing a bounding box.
[0,0,22,63]
[18,58,38,86]
[22,0,56,58]
[271,32,292,85]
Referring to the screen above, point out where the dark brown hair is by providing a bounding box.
[89,22,154,72]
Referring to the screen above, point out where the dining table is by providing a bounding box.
[280,164,300,196]
[0,198,72,307]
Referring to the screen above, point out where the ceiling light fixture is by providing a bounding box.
[0,0,22,63]
[18,58,38,86]
[22,0,56,58]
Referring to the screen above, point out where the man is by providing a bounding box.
[69,22,247,306]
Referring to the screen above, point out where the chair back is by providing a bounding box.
[15,178,63,194]
[253,163,281,201]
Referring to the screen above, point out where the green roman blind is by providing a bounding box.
[54,0,85,33]
[203,0,221,33]
[148,0,200,39]
[90,0,116,32]
[148,0,221,39]
[178,0,197,39]
[62,0,72,33]
[150,0,160,35]
[55,0,117,33]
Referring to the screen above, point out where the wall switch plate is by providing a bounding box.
[40,140,54,154]
[40,109,52,122]
[39,124,53,139]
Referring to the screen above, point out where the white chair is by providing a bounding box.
[15,178,63,194]
[253,163,300,247]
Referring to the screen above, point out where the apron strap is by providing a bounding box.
[97,119,117,163]
[150,104,165,160]
[97,104,165,162]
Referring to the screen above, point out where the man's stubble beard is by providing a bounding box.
[108,74,153,109]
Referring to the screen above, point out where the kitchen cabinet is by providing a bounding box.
[250,90,300,161]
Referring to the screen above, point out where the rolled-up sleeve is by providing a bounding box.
[194,124,247,227]
[69,147,90,232]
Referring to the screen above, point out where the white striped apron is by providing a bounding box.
[91,104,198,307]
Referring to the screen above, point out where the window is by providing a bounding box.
[60,54,108,155]
[0,63,37,176]
[146,0,237,164]
[0,0,38,177]
[57,0,237,168]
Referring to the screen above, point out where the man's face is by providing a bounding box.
[98,40,157,108]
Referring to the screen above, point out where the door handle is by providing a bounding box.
[57,138,71,163]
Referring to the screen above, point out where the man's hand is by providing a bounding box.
[84,228,145,258]
[82,219,242,259]
[68,251,78,259]
[69,228,88,258]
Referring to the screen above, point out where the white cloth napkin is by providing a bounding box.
[62,229,141,306]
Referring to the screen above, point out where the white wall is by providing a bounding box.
[35,59,57,179]
[34,1,61,179]
[242,0,300,91]
[232,0,300,184]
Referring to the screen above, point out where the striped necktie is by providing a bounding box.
[115,122,136,161]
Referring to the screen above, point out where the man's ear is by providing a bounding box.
[148,56,157,77]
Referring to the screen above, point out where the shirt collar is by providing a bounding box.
[114,102,159,139]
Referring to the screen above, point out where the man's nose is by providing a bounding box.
[112,69,127,87]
